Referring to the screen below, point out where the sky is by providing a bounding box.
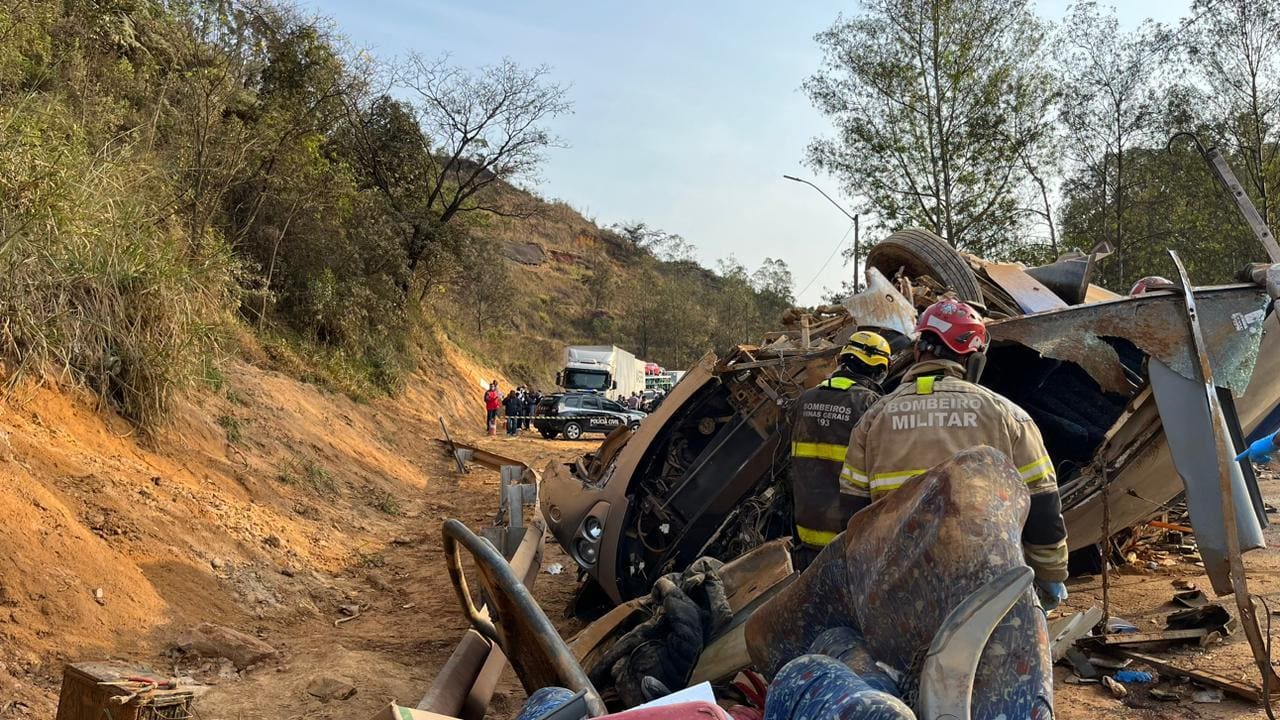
[303,1,1192,304]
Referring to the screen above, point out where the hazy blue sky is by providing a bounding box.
[304,1,1190,304]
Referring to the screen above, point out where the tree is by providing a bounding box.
[751,258,794,304]
[458,250,517,333]
[1057,2,1162,285]
[343,56,571,292]
[713,257,763,347]
[805,0,1056,256]
[584,255,616,310]
[1059,139,1261,286]
[1186,0,1280,235]
[609,221,694,261]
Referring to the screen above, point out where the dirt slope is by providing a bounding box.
[0,333,584,717]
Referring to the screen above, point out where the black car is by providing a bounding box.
[534,392,646,440]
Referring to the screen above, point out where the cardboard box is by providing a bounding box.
[367,704,459,720]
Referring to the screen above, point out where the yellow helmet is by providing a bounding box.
[840,331,892,369]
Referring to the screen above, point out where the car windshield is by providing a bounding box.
[563,369,611,391]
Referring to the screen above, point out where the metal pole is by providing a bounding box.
[783,174,861,286]
[854,214,861,290]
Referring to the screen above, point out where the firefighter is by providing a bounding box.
[789,331,891,569]
[841,298,1069,607]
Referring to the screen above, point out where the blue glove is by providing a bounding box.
[1237,433,1280,464]
[1035,579,1067,610]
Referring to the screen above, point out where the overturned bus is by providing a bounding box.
[542,228,1280,609]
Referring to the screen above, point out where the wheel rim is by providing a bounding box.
[565,423,581,439]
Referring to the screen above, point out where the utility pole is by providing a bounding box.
[783,175,860,288]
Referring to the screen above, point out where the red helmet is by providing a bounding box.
[1129,276,1174,296]
[916,299,988,355]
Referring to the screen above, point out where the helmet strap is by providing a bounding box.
[964,351,987,384]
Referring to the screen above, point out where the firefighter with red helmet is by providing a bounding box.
[840,297,1069,605]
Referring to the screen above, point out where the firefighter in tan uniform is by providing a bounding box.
[841,298,1070,606]
[788,332,891,569]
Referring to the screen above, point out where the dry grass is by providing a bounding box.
[0,99,236,428]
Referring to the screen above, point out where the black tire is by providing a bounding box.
[539,429,556,439]
[562,421,583,441]
[867,228,984,304]
[628,421,640,432]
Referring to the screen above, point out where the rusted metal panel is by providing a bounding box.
[843,266,918,337]
[984,263,1069,314]
[988,284,1267,395]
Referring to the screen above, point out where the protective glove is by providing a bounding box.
[1237,433,1280,464]
[1035,579,1067,611]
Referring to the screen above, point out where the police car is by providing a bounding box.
[534,392,646,440]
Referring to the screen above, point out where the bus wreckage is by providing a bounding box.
[414,145,1280,718]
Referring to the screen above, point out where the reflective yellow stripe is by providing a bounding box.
[872,469,927,481]
[797,525,839,547]
[1018,456,1053,484]
[791,441,849,461]
[916,376,936,395]
[870,469,926,492]
[821,377,856,390]
[840,463,869,488]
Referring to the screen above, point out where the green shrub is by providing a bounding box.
[216,414,242,444]
[366,489,401,516]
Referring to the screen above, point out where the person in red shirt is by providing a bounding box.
[483,381,501,436]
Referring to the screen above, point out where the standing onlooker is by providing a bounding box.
[626,392,641,410]
[504,388,524,437]
[484,381,501,436]
[523,388,539,431]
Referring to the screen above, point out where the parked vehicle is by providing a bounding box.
[534,392,647,440]
[557,346,646,398]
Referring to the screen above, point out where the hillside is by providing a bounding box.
[433,186,793,389]
[0,330,592,717]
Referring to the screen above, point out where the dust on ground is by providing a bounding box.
[5,348,1280,720]
[1053,471,1280,720]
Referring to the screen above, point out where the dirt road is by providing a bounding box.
[193,439,1280,720]
[191,431,590,720]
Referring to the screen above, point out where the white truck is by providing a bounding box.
[557,346,645,399]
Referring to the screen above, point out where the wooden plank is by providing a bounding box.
[1112,649,1263,704]
[568,599,646,662]
[719,538,794,614]
[1081,628,1209,646]
[689,622,749,684]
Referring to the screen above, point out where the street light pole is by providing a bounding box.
[783,175,860,287]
